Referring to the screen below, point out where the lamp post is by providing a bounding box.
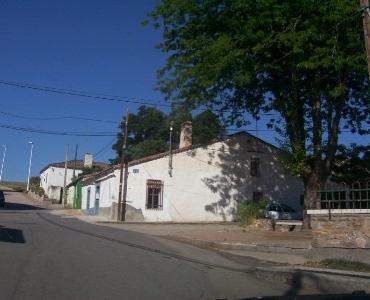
[0,144,6,182]
[26,141,34,192]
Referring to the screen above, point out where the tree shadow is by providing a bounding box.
[200,133,304,220]
[236,270,369,299]
[236,271,369,299]
[0,225,25,243]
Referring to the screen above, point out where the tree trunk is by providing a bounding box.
[302,172,323,229]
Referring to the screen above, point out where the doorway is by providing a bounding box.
[94,184,100,215]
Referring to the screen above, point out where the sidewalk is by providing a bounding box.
[95,222,312,264]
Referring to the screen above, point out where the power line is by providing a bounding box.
[0,109,118,124]
[0,79,279,116]
[0,123,118,136]
[94,137,117,158]
[0,80,172,108]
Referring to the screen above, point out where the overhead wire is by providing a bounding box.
[0,109,118,124]
[94,137,117,158]
[0,79,278,116]
[0,123,118,137]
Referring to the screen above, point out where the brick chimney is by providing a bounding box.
[179,121,192,148]
[84,153,93,168]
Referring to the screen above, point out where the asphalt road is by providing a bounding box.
[0,188,295,300]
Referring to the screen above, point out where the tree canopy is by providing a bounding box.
[148,0,370,218]
[111,106,224,163]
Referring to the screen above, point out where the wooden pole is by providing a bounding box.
[361,0,370,79]
[63,144,69,206]
[117,111,129,221]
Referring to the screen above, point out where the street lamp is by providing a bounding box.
[0,144,6,182]
[26,141,34,192]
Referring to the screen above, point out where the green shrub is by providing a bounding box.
[237,199,268,226]
[30,184,45,197]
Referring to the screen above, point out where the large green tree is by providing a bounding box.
[331,145,370,184]
[148,0,370,226]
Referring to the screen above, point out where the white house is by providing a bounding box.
[80,123,304,222]
[40,154,109,202]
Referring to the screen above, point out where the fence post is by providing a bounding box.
[328,190,332,220]
[346,187,350,209]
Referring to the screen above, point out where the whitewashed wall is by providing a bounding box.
[81,133,303,222]
[81,184,96,211]
[66,186,75,207]
[40,166,82,200]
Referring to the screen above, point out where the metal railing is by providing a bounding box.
[319,181,370,210]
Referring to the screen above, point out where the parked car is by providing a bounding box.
[0,191,5,207]
[264,202,302,220]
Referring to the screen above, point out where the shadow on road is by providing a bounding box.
[0,225,26,243]
[1,202,44,210]
[0,190,44,211]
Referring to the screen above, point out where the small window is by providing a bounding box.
[133,169,139,174]
[250,157,260,177]
[253,191,263,203]
[146,180,163,210]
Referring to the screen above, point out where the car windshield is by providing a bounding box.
[280,204,296,213]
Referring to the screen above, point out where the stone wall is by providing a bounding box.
[28,191,46,202]
[311,214,370,248]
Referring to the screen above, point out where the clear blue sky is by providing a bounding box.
[0,1,366,182]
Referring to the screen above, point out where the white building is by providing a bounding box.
[40,154,108,202]
[80,125,304,222]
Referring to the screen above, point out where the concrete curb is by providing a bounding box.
[162,235,370,293]
[163,235,310,253]
[255,266,370,293]
[97,220,238,225]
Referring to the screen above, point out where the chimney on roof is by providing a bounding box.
[179,121,192,148]
[84,153,93,169]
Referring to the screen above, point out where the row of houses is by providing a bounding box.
[40,122,304,222]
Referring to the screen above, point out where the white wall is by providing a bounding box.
[81,133,303,222]
[40,166,82,200]
[66,186,75,207]
[81,184,96,211]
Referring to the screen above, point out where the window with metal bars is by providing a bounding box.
[146,179,163,210]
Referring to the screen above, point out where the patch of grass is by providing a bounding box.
[1,181,27,193]
[237,199,268,226]
[305,259,370,273]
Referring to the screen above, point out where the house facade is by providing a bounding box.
[40,154,108,202]
[80,130,304,222]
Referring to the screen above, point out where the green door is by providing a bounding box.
[74,182,82,209]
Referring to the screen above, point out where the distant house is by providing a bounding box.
[79,122,303,222]
[40,153,109,202]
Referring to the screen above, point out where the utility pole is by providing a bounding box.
[0,145,6,182]
[117,111,129,221]
[168,121,174,176]
[63,144,69,206]
[361,0,370,78]
[72,144,78,180]
[26,142,33,192]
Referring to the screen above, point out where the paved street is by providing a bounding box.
[0,188,295,300]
